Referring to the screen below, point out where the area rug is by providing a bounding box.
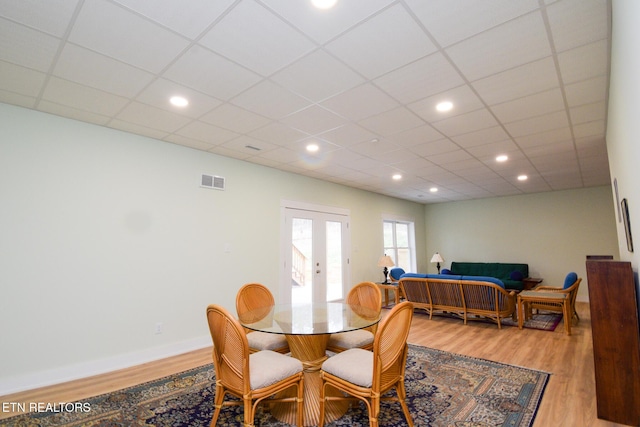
[0,344,549,427]
[501,312,563,331]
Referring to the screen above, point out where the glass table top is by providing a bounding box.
[238,302,380,335]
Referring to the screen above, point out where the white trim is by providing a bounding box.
[281,199,350,216]
[0,336,211,396]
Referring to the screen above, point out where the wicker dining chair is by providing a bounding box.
[206,304,304,427]
[236,283,289,354]
[319,301,415,427]
[326,281,382,353]
[527,272,582,323]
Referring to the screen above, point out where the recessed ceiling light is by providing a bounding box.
[496,155,508,162]
[436,101,453,112]
[518,175,528,181]
[392,174,402,180]
[311,0,337,9]
[430,187,438,193]
[170,96,189,107]
[306,143,319,153]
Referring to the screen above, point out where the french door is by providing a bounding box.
[281,202,350,305]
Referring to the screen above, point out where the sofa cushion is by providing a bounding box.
[441,268,452,274]
[461,275,505,288]
[510,270,524,281]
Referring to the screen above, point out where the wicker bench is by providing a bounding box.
[399,275,517,329]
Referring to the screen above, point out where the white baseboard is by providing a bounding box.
[0,336,211,396]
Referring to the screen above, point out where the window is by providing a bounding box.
[383,218,416,273]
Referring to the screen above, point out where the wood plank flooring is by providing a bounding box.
[0,302,629,426]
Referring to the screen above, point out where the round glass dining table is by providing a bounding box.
[239,302,381,426]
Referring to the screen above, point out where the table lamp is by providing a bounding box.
[431,252,444,274]
[377,255,395,284]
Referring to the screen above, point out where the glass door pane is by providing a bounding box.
[291,218,313,305]
[326,221,343,301]
[283,207,349,305]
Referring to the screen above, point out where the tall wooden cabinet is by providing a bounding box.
[586,260,640,426]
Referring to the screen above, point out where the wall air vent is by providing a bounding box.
[200,174,225,190]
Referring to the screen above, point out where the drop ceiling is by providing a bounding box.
[0,0,611,203]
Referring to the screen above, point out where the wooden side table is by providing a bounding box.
[522,277,543,290]
[376,281,400,307]
[517,290,571,335]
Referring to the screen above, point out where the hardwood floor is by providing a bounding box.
[0,302,628,426]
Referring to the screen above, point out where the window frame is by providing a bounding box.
[382,215,417,274]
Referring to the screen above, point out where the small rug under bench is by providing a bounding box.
[1,344,549,427]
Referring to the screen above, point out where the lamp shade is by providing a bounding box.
[377,255,395,268]
[430,252,444,263]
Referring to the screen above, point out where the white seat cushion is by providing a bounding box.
[322,348,373,387]
[327,329,374,349]
[249,350,303,390]
[247,331,288,351]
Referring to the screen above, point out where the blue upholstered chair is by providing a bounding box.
[530,272,582,322]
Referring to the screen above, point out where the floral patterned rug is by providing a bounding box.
[1,344,549,427]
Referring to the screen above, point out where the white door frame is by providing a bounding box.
[280,200,351,304]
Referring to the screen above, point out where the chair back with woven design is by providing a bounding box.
[236,282,275,322]
[372,301,414,392]
[347,281,382,333]
[207,304,249,396]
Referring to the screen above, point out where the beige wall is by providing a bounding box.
[607,0,640,270]
[0,104,425,394]
[424,186,620,301]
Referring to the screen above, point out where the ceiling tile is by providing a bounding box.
[0,60,46,97]
[570,101,606,125]
[325,3,437,79]
[53,44,155,97]
[174,120,239,145]
[387,124,444,148]
[0,0,78,37]
[504,110,569,138]
[547,0,609,52]
[115,101,192,133]
[374,53,465,104]
[452,126,512,148]
[261,0,394,44]
[405,0,539,47]
[564,75,608,107]
[431,108,499,137]
[409,139,460,157]
[248,122,308,145]
[164,46,262,101]
[491,88,565,124]
[231,80,310,120]
[0,17,61,72]
[409,84,485,123]
[445,11,551,81]
[135,78,223,118]
[358,107,425,136]
[270,49,365,102]
[200,104,272,134]
[317,124,377,148]
[557,39,609,84]
[112,0,235,39]
[41,77,130,117]
[472,57,559,105]
[280,105,347,134]
[38,101,110,126]
[69,0,191,73]
[321,83,398,121]
[199,0,316,76]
